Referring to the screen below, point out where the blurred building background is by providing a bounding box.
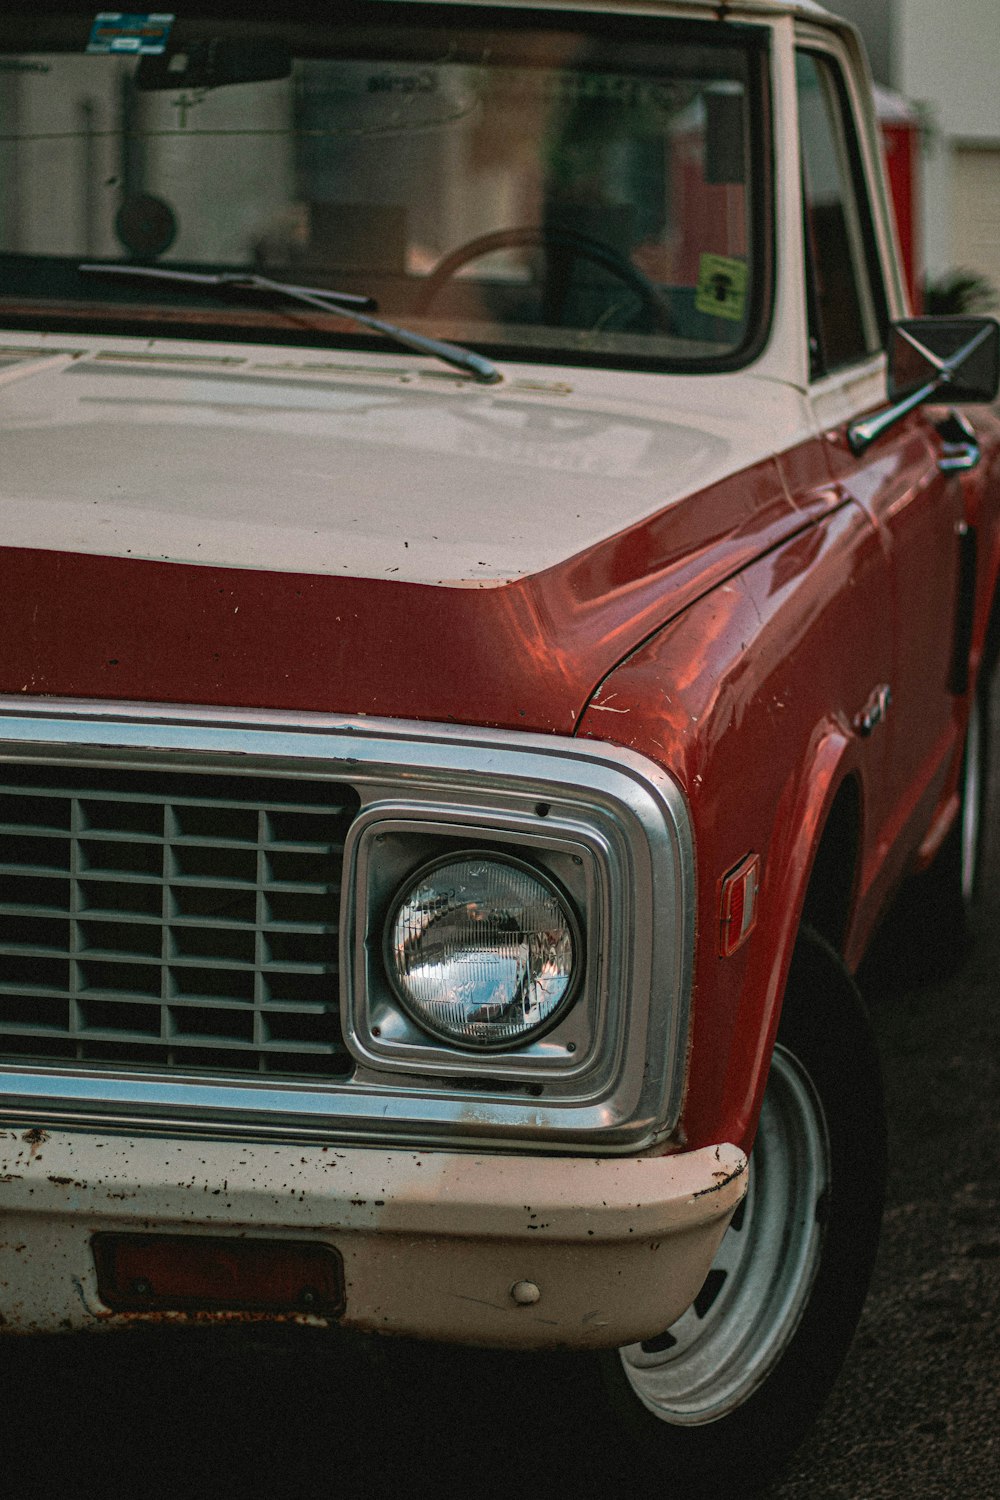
[834,0,1000,307]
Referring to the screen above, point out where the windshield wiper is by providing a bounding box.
[78,263,502,385]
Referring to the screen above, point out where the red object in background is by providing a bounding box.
[875,85,922,313]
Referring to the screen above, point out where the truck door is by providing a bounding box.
[797,44,965,869]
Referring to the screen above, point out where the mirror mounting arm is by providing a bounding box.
[847,377,939,455]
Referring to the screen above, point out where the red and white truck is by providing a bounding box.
[2,3,998,1489]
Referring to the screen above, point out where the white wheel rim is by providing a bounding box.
[618,1044,830,1426]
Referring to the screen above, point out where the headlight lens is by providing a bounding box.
[385,854,580,1050]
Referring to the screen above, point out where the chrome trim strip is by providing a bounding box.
[0,697,694,1153]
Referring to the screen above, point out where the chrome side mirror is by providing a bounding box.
[848,316,999,455]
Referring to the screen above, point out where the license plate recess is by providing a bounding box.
[92,1232,344,1317]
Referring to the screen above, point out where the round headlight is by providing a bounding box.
[385,853,580,1050]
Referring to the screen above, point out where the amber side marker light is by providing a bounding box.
[719,853,760,958]
[92,1233,344,1317]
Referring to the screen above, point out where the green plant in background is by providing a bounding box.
[923,269,998,315]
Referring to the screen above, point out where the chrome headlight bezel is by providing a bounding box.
[347,805,608,1083]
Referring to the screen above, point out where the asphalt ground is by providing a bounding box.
[771,898,1000,1497]
[5,743,999,1499]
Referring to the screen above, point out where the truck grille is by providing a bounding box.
[0,763,358,1081]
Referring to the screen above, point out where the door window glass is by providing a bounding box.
[797,50,887,375]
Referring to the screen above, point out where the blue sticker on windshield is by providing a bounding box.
[87,13,174,56]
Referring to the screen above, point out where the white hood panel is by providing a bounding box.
[0,335,814,584]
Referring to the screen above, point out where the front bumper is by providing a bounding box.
[0,1129,746,1348]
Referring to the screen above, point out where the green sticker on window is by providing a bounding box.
[695,254,748,321]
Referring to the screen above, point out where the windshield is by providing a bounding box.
[0,5,769,371]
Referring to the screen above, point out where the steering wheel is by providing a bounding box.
[414,225,673,333]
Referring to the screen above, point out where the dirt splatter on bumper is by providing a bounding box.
[0,1128,746,1347]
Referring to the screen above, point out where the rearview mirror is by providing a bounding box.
[136,38,292,92]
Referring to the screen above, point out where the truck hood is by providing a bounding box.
[1,334,817,731]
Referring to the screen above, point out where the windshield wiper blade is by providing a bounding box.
[81,262,376,310]
[78,263,502,385]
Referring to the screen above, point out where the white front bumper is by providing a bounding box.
[0,1127,746,1348]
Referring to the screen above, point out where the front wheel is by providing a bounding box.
[584,929,886,1495]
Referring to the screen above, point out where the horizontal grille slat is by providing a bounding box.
[0,763,358,1082]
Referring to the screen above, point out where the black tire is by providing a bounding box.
[577,927,886,1497]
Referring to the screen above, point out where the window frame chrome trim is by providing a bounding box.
[0,696,694,1154]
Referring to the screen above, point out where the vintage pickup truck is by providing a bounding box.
[2,0,998,1490]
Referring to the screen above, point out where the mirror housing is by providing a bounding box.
[136,38,292,93]
[888,317,1000,404]
[848,315,1000,455]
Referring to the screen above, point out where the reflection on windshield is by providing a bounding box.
[0,9,762,369]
